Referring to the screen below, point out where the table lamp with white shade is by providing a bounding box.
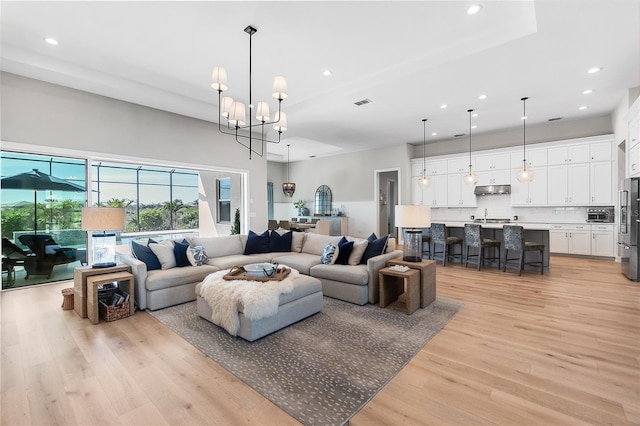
[81,207,125,268]
[395,205,431,262]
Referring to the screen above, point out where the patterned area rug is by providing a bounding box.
[150,296,462,425]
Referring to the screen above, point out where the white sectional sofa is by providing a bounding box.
[119,231,402,311]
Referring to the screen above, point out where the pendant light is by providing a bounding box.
[418,118,431,187]
[463,109,479,185]
[516,97,534,183]
[282,144,296,197]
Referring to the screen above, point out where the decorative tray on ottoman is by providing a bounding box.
[223,263,291,282]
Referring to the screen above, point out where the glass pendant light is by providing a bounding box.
[516,97,534,183]
[418,118,431,187]
[282,144,296,197]
[463,109,479,185]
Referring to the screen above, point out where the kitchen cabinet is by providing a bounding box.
[511,148,547,169]
[590,161,613,205]
[547,163,590,205]
[476,169,510,186]
[411,159,424,177]
[547,144,590,165]
[475,152,510,171]
[510,167,547,205]
[447,173,476,206]
[549,224,591,255]
[590,141,613,162]
[425,159,448,175]
[447,156,474,174]
[629,143,640,178]
[591,224,614,257]
[423,174,448,206]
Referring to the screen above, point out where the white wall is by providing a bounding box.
[0,72,268,232]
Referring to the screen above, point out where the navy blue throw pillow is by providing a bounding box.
[360,233,389,264]
[173,240,190,267]
[334,238,354,265]
[269,230,292,252]
[244,230,271,255]
[131,240,161,271]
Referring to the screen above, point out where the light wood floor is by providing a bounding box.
[1,256,638,425]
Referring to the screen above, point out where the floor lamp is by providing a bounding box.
[395,205,431,262]
[82,207,125,268]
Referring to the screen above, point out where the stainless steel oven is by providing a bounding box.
[587,207,614,223]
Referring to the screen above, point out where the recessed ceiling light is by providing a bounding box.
[44,37,59,46]
[478,94,487,100]
[440,104,447,109]
[471,125,477,129]
[583,89,594,94]
[431,132,437,136]
[579,106,588,110]
[521,115,527,120]
[472,113,478,117]
[587,67,602,74]
[467,4,482,15]
[323,70,332,76]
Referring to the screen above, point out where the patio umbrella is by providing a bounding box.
[1,169,85,233]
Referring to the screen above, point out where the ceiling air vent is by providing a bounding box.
[548,117,563,121]
[354,98,372,106]
[454,133,465,138]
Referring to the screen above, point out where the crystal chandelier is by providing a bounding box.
[212,26,288,160]
[463,109,479,185]
[418,119,431,187]
[516,97,534,183]
[282,144,296,197]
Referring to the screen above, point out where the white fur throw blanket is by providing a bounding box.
[199,266,299,336]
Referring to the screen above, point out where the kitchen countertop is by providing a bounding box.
[433,221,551,230]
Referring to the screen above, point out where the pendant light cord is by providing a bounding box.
[422,119,427,174]
[286,144,291,182]
[468,109,473,168]
[521,97,528,162]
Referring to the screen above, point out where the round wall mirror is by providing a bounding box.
[314,185,332,216]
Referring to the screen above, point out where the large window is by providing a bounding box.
[92,162,199,232]
[217,177,231,223]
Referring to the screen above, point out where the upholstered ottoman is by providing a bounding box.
[195,274,323,341]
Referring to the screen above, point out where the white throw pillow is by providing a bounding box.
[302,233,339,256]
[348,240,369,265]
[149,240,176,269]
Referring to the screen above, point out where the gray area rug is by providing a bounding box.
[150,296,463,426]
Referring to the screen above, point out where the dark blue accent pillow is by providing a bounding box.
[334,238,354,265]
[131,240,161,271]
[244,230,271,255]
[269,230,292,252]
[360,233,389,264]
[173,240,190,267]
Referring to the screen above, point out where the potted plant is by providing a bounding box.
[293,200,307,216]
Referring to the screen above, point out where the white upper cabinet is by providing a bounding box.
[425,159,448,175]
[510,167,547,205]
[511,147,547,169]
[590,161,613,205]
[590,141,613,162]
[547,163,590,205]
[477,169,510,186]
[447,156,473,174]
[411,159,425,177]
[423,174,448,206]
[475,152,510,171]
[447,173,476,207]
[547,144,590,165]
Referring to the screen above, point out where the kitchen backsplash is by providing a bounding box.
[429,195,600,224]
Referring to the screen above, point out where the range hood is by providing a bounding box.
[474,184,511,195]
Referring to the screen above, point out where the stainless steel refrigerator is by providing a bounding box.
[619,178,639,280]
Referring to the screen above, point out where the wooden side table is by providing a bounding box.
[378,267,421,315]
[74,264,131,318]
[86,271,134,325]
[387,258,436,308]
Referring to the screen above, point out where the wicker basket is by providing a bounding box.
[98,287,130,322]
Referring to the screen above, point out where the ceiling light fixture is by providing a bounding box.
[431,132,437,136]
[323,70,332,76]
[44,37,58,45]
[587,67,602,74]
[418,119,431,188]
[440,104,448,109]
[212,25,288,160]
[463,109,479,185]
[478,94,487,100]
[282,144,296,197]
[583,89,593,94]
[467,4,482,15]
[579,106,588,110]
[516,97,534,184]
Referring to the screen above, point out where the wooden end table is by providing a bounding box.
[74,264,131,318]
[86,271,135,325]
[387,258,436,308]
[378,267,421,315]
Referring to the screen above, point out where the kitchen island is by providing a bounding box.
[424,221,550,272]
